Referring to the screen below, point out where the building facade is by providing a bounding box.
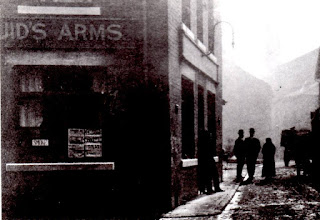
[271,49,319,160]
[1,0,223,218]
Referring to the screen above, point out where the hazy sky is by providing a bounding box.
[220,0,320,81]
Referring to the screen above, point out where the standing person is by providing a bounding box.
[233,129,246,182]
[244,128,261,184]
[198,130,223,194]
[262,138,276,181]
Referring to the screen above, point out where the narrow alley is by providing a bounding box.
[163,162,320,220]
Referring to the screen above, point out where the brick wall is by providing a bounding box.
[212,0,223,176]
[168,0,184,208]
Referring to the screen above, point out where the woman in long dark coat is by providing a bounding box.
[262,138,276,180]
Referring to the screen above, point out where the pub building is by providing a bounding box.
[1,0,224,218]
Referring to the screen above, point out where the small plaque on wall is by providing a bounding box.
[32,139,49,146]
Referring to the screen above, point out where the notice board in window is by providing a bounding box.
[68,128,102,158]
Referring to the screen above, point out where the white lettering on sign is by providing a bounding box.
[57,23,122,41]
[1,22,122,41]
[89,24,105,40]
[2,22,47,40]
[32,139,49,146]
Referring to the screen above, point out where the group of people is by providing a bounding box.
[197,128,276,195]
[234,128,276,184]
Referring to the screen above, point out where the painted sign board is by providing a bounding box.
[0,0,143,20]
[1,18,143,49]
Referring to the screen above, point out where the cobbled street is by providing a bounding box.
[218,163,320,220]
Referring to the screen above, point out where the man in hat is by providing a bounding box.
[233,129,246,182]
[244,128,261,183]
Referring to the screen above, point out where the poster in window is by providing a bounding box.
[68,144,85,158]
[84,129,103,158]
[68,128,85,158]
[85,143,102,157]
[68,128,102,158]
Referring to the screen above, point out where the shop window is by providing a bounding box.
[208,0,214,51]
[19,100,43,127]
[197,0,203,42]
[92,71,107,93]
[20,72,43,93]
[15,65,106,162]
[182,0,191,29]
[43,68,92,93]
[18,68,43,127]
[182,76,195,158]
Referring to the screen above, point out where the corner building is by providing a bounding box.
[1,0,223,218]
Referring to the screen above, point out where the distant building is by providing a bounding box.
[271,49,319,159]
[222,58,273,157]
[1,0,224,218]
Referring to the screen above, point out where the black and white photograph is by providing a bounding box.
[1,0,320,219]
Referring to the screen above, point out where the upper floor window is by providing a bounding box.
[197,0,203,42]
[182,0,191,29]
[208,0,215,51]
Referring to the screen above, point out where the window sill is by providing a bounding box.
[6,162,114,172]
[181,158,198,167]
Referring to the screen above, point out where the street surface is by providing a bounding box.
[218,162,320,220]
[162,161,320,220]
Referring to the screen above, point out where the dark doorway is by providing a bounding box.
[182,76,195,159]
[207,91,217,151]
[198,85,205,134]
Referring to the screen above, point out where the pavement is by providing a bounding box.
[160,161,247,219]
[219,162,320,219]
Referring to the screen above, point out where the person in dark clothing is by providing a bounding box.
[262,138,276,181]
[311,108,320,189]
[281,127,296,167]
[243,128,261,184]
[198,130,223,194]
[233,129,246,182]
